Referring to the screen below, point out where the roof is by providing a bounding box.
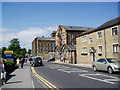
[37,37,55,41]
[78,17,120,37]
[65,45,76,51]
[60,25,93,31]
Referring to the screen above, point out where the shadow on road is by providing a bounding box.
[6,81,22,84]
[6,74,16,82]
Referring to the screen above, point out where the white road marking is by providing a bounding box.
[58,69,71,73]
[69,70,88,73]
[79,74,115,84]
[104,79,120,82]
[78,73,117,85]
[58,69,88,73]
[50,67,55,69]
[96,73,117,78]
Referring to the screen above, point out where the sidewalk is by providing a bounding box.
[1,62,34,89]
[53,60,92,68]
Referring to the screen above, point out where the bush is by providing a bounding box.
[5,60,15,65]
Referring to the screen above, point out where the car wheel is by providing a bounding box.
[108,67,113,74]
[93,66,97,72]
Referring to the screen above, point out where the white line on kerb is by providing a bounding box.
[32,79,35,88]
[0,85,4,90]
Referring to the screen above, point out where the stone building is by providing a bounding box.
[51,31,56,37]
[55,25,93,63]
[32,37,55,59]
[76,17,120,64]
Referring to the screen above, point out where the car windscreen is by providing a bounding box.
[107,58,120,63]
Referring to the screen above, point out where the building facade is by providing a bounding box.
[55,25,93,63]
[32,37,55,59]
[76,17,120,64]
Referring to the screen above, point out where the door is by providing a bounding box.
[100,59,108,71]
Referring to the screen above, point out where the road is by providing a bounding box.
[31,60,120,89]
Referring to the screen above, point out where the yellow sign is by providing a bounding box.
[4,51,13,54]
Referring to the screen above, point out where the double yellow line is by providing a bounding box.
[31,67,59,90]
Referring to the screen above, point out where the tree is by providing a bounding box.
[2,47,6,57]
[8,38,21,55]
[0,48,2,57]
[28,49,31,56]
[21,48,27,58]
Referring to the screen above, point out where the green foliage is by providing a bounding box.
[3,38,27,59]
[2,47,6,57]
[21,48,27,57]
[0,48,2,57]
[14,53,20,59]
[28,49,31,56]
[5,60,15,65]
[8,38,22,58]
[8,38,21,54]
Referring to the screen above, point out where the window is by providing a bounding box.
[98,32,102,39]
[82,47,87,53]
[66,51,68,59]
[53,42,55,52]
[70,34,73,39]
[113,44,119,53]
[112,27,118,35]
[62,35,65,40]
[97,59,106,63]
[97,59,103,62]
[82,36,86,42]
[75,41,76,45]
[70,41,73,45]
[59,29,62,34]
[75,34,77,38]
[89,37,93,44]
[45,43,47,46]
[98,46,102,53]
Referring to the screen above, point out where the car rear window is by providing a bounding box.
[36,57,42,61]
[107,58,120,63]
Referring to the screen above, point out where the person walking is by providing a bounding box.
[63,57,65,63]
[1,59,7,85]
[21,58,25,68]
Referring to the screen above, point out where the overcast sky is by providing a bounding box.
[1,1,119,50]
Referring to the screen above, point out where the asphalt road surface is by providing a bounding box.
[31,60,120,89]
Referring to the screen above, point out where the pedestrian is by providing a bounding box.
[1,59,7,85]
[17,58,20,65]
[21,58,25,68]
[63,57,65,63]
[61,57,63,62]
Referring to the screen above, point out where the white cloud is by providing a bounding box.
[1,27,13,32]
[1,26,57,49]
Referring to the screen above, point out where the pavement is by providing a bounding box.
[52,60,92,68]
[1,62,34,89]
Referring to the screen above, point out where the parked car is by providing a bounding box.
[92,58,120,74]
[48,58,55,62]
[30,56,43,67]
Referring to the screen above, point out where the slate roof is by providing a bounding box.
[78,17,120,37]
[37,37,55,41]
[65,45,76,51]
[60,25,93,31]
